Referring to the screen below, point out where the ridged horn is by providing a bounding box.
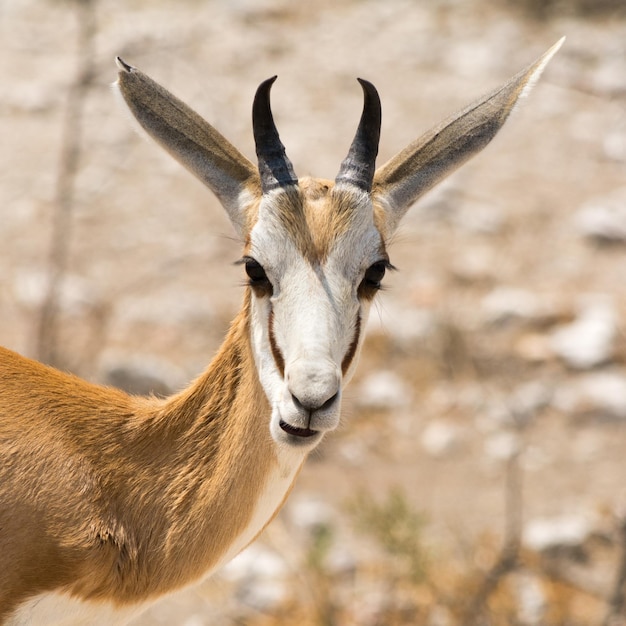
[335,78,381,193]
[252,76,298,193]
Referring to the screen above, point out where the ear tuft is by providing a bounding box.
[115,57,134,73]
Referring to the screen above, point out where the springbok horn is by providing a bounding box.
[335,78,381,193]
[252,76,298,193]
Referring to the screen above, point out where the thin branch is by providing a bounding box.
[36,0,97,366]
[460,446,523,625]
[603,513,626,626]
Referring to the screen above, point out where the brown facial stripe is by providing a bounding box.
[341,313,361,376]
[268,307,285,377]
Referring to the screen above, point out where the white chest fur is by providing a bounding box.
[211,444,304,572]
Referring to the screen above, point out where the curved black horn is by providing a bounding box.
[335,78,381,193]
[252,76,298,193]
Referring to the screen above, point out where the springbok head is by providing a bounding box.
[115,40,562,450]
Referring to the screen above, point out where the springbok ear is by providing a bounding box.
[114,58,260,238]
[373,38,564,235]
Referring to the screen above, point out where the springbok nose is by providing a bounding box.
[291,390,339,414]
[287,362,340,413]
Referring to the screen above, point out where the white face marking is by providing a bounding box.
[246,184,387,450]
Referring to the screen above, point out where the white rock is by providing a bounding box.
[420,421,463,457]
[12,269,47,308]
[481,287,552,326]
[549,297,616,369]
[12,269,98,313]
[366,303,434,343]
[593,56,626,98]
[579,372,626,418]
[237,578,289,611]
[475,390,525,432]
[453,200,505,235]
[575,188,626,243]
[603,129,626,162]
[482,389,547,431]
[337,439,368,465]
[288,496,335,532]
[553,370,626,420]
[222,544,287,582]
[325,544,358,577]
[2,82,57,113]
[450,246,497,284]
[354,370,412,409]
[484,431,521,461]
[221,544,289,611]
[523,515,591,552]
[509,381,552,423]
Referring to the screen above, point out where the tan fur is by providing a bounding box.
[0,294,280,618]
[244,178,377,265]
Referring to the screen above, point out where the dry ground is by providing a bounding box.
[1,0,625,623]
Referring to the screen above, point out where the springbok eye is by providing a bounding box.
[364,261,387,287]
[244,258,273,296]
[358,260,389,299]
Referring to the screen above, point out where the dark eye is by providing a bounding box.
[244,258,272,295]
[364,261,387,287]
[358,261,389,299]
[245,258,266,282]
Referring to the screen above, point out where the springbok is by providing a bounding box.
[0,39,563,624]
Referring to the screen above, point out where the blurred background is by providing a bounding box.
[1,0,625,624]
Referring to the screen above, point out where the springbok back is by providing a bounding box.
[0,39,563,625]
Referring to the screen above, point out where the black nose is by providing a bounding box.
[291,391,339,414]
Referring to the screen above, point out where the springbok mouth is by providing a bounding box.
[279,420,319,438]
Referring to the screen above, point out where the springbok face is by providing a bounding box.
[115,39,564,451]
[241,77,389,448]
[246,182,389,447]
